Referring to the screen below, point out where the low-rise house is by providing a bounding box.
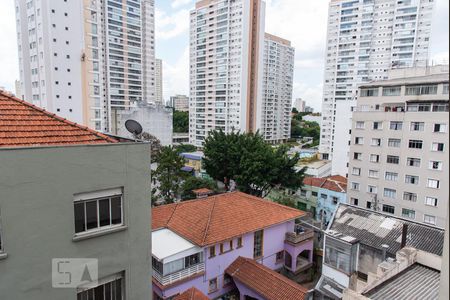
[151,192,314,299]
[0,91,151,299]
[315,204,444,300]
[297,160,332,178]
[180,151,211,179]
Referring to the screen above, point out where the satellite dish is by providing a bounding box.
[125,119,143,137]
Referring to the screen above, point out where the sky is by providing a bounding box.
[1,0,449,112]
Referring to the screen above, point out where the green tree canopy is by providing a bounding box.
[175,143,197,154]
[180,177,217,201]
[173,111,189,133]
[203,131,306,197]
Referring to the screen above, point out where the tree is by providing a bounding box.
[173,111,189,133]
[175,143,197,154]
[153,146,187,204]
[203,131,306,197]
[139,132,162,163]
[292,107,299,114]
[180,177,217,201]
[272,194,297,209]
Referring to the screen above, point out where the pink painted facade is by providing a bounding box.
[152,221,314,299]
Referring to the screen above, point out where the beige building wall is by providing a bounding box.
[155,58,163,104]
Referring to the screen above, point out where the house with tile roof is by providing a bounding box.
[151,192,313,300]
[0,91,151,299]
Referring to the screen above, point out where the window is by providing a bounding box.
[402,209,415,219]
[360,88,379,97]
[351,182,360,191]
[405,85,438,95]
[366,202,372,209]
[403,192,417,202]
[276,251,284,263]
[321,194,328,199]
[223,274,232,287]
[387,155,400,164]
[355,121,365,129]
[332,197,339,205]
[74,188,123,235]
[237,237,243,248]
[431,143,445,152]
[405,175,419,185]
[382,86,401,96]
[351,198,359,206]
[253,230,263,258]
[370,154,380,163]
[425,197,438,207]
[355,137,364,145]
[371,138,382,146]
[390,121,403,130]
[388,138,401,148]
[434,124,447,133]
[410,122,424,131]
[209,246,216,258]
[407,157,421,167]
[77,274,123,300]
[367,185,378,194]
[312,191,318,197]
[208,278,218,293]
[383,188,397,199]
[428,161,442,171]
[352,167,361,176]
[408,140,423,149]
[354,152,362,160]
[373,122,382,130]
[368,170,379,178]
[324,237,357,274]
[382,204,395,214]
[385,172,398,181]
[443,83,449,94]
[424,215,436,225]
[427,179,440,189]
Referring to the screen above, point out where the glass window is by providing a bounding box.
[253,230,264,258]
[424,215,436,225]
[368,170,379,178]
[410,122,424,131]
[390,121,403,130]
[403,192,417,202]
[405,175,419,185]
[371,138,382,146]
[77,275,123,300]
[373,122,382,130]
[434,124,448,133]
[352,168,361,176]
[387,155,400,164]
[355,137,364,145]
[431,143,445,152]
[208,278,218,293]
[388,138,401,148]
[385,172,398,181]
[367,185,378,194]
[370,154,380,163]
[382,86,401,96]
[382,204,395,214]
[405,85,438,95]
[354,152,362,160]
[425,197,438,207]
[324,237,357,274]
[427,179,440,189]
[406,157,421,167]
[355,121,365,129]
[209,246,216,258]
[402,208,415,219]
[443,83,449,94]
[360,88,379,97]
[408,140,423,149]
[383,188,397,199]
[351,182,360,191]
[429,161,443,171]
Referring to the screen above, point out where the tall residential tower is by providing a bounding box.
[319,0,435,175]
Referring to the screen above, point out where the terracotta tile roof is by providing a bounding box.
[152,191,304,246]
[192,188,213,194]
[0,90,117,147]
[226,257,308,300]
[174,287,209,300]
[303,175,347,193]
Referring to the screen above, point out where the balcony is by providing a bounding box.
[285,226,314,245]
[153,263,205,286]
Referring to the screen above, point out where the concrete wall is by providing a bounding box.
[316,188,347,225]
[0,143,151,299]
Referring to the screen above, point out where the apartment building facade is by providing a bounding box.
[15,0,156,132]
[170,94,190,112]
[319,0,435,176]
[155,58,163,104]
[347,66,449,227]
[261,33,295,144]
[0,91,151,299]
[189,0,266,147]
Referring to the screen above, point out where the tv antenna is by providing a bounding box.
[125,119,143,140]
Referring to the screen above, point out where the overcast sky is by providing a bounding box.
[0,0,448,111]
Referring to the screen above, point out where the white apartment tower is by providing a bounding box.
[189,0,266,147]
[155,58,163,104]
[15,0,156,132]
[319,0,435,176]
[262,33,295,144]
[348,66,449,227]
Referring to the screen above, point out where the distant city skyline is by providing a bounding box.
[0,0,449,112]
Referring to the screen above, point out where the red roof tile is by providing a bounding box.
[0,90,117,147]
[226,257,308,300]
[303,175,347,193]
[174,287,209,300]
[152,191,305,246]
[192,188,213,194]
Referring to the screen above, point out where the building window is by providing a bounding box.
[237,237,243,248]
[408,140,423,149]
[425,197,438,207]
[77,274,123,300]
[443,83,449,94]
[253,230,264,258]
[351,198,359,206]
[355,121,365,129]
[354,152,362,160]
[434,124,447,133]
[406,157,421,167]
[373,122,382,130]
[355,137,364,145]
[351,182,360,191]
[410,122,424,131]
[431,143,445,152]
[367,185,378,194]
[276,251,284,263]
[390,121,403,130]
[370,154,380,163]
[424,215,436,225]
[382,86,401,96]
[366,202,372,209]
[321,193,328,199]
[383,188,397,199]
[403,192,417,202]
[385,172,398,181]
[360,88,379,97]
[74,188,123,235]
[405,85,438,95]
[368,170,379,178]
[332,197,339,205]
[382,204,395,214]
[324,237,357,274]
[312,191,318,197]
[388,138,401,148]
[387,155,400,164]
[427,179,440,189]
[209,246,216,258]
[429,161,443,171]
[352,168,361,176]
[405,175,419,185]
[402,209,415,219]
[208,278,218,293]
[371,138,382,147]
[223,274,232,287]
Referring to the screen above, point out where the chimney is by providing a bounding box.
[381,244,389,261]
[401,224,408,248]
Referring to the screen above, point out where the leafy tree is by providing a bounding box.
[292,107,299,114]
[173,111,189,133]
[203,131,306,197]
[153,146,187,204]
[272,194,297,209]
[175,143,197,154]
[139,132,162,163]
[180,177,217,201]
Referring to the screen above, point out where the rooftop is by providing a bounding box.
[0,90,117,148]
[152,229,201,263]
[152,191,304,246]
[359,72,449,88]
[303,175,347,193]
[328,204,445,256]
[226,257,308,300]
[173,287,209,300]
[180,151,204,160]
[363,264,440,300]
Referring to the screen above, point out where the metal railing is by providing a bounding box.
[152,263,205,286]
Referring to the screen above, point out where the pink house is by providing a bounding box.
[152,192,314,299]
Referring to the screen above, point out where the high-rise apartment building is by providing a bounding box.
[347,66,449,227]
[170,94,190,112]
[155,58,163,104]
[261,33,295,144]
[319,0,435,176]
[294,98,306,112]
[189,0,266,147]
[15,0,156,132]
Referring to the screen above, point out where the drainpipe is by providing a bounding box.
[401,224,408,249]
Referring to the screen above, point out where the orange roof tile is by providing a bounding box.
[152,192,304,246]
[174,287,209,300]
[303,175,347,193]
[226,257,308,300]
[0,90,117,147]
[192,188,213,194]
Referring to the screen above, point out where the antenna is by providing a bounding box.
[125,119,143,139]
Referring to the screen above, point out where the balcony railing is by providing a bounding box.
[153,263,205,286]
[285,226,314,244]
